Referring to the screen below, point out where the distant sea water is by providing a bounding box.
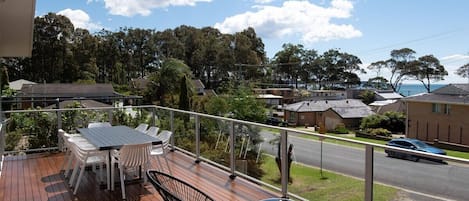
[398,83,445,97]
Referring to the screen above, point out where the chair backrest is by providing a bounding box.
[88,122,112,128]
[119,143,152,167]
[157,130,172,149]
[146,170,214,201]
[145,126,159,137]
[135,123,149,133]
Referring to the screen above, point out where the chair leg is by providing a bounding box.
[60,150,70,172]
[163,155,172,175]
[64,153,75,178]
[69,161,80,187]
[120,165,126,199]
[73,164,86,195]
[111,161,115,191]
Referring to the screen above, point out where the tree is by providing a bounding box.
[456,63,469,82]
[150,58,192,107]
[364,76,389,90]
[273,44,303,87]
[178,75,190,111]
[369,48,417,92]
[359,90,376,105]
[413,55,447,92]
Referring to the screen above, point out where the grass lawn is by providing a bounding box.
[261,156,398,201]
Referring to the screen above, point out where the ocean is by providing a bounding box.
[398,83,445,97]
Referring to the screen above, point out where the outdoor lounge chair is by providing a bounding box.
[146,170,215,201]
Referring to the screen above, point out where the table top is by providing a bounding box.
[78,125,162,150]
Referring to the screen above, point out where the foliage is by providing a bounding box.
[358,90,376,105]
[360,111,405,133]
[5,130,22,151]
[363,76,389,90]
[7,110,58,150]
[333,123,349,134]
[368,48,447,93]
[456,63,469,79]
[412,55,447,92]
[366,128,392,137]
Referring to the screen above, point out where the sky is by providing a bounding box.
[35,0,469,84]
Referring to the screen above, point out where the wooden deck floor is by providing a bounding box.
[0,151,280,201]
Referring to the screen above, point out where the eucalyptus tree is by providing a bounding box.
[369,48,417,92]
[456,63,469,82]
[413,55,447,92]
[126,28,157,78]
[317,49,363,89]
[299,49,319,89]
[31,12,75,83]
[273,43,303,87]
[72,28,98,82]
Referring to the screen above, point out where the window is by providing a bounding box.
[432,103,440,113]
[300,115,304,120]
[444,104,451,114]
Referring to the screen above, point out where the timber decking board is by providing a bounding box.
[0,151,280,201]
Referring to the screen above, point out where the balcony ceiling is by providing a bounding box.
[0,0,36,57]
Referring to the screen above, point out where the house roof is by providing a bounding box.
[432,84,469,95]
[404,92,469,105]
[44,99,112,109]
[375,91,403,99]
[9,79,36,91]
[329,106,375,118]
[18,83,120,98]
[369,100,397,106]
[283,99,369,112]
[257,94,283,99]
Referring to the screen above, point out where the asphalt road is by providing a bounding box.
[260,131,469,201]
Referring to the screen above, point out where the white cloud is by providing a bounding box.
[103,0,212,17]
[57,9,102,30]
[214,0,362,43]
[440,54,469,63]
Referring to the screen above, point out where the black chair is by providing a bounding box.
[147,170,215,201]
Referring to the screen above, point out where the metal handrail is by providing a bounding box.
[2,105,469,201]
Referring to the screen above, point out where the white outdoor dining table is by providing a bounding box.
[78,125,162,190]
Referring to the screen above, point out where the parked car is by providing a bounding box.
[385,138,446,163]
[265,117,287,127]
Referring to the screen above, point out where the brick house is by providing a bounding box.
[404,84,469,146]
[283,99,374,130]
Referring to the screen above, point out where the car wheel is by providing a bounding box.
[387,151,394,158]
[410,155,419,162]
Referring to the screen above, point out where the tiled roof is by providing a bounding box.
[44,99,111,109]
[432,84,469,95]
[283,99,369,112]
[18,83,119,98]
[329,106,375,118]
[404,92,469,105]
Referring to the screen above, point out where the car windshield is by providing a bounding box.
[413,140,429,148]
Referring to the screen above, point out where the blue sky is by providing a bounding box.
[36,0,469,84]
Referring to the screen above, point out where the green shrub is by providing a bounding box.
[334,123,349,134]
[367,128,392,137]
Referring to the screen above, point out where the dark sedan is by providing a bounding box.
[385,138,446,163]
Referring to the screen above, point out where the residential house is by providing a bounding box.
[16,83,137,109]
[283,99,374,130]
[8,79,36,91]
[308,89,347,100]
[404,84,469,147]
[369,90,405,114]
[253,88,298,104]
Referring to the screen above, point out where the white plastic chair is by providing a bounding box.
[145,126,159,137]
[58,129,90,178]
[88,122,112,128]
[111,142,152,199]
[135,123,149,133]
[151,130,172,174]
[68,138,109,195]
